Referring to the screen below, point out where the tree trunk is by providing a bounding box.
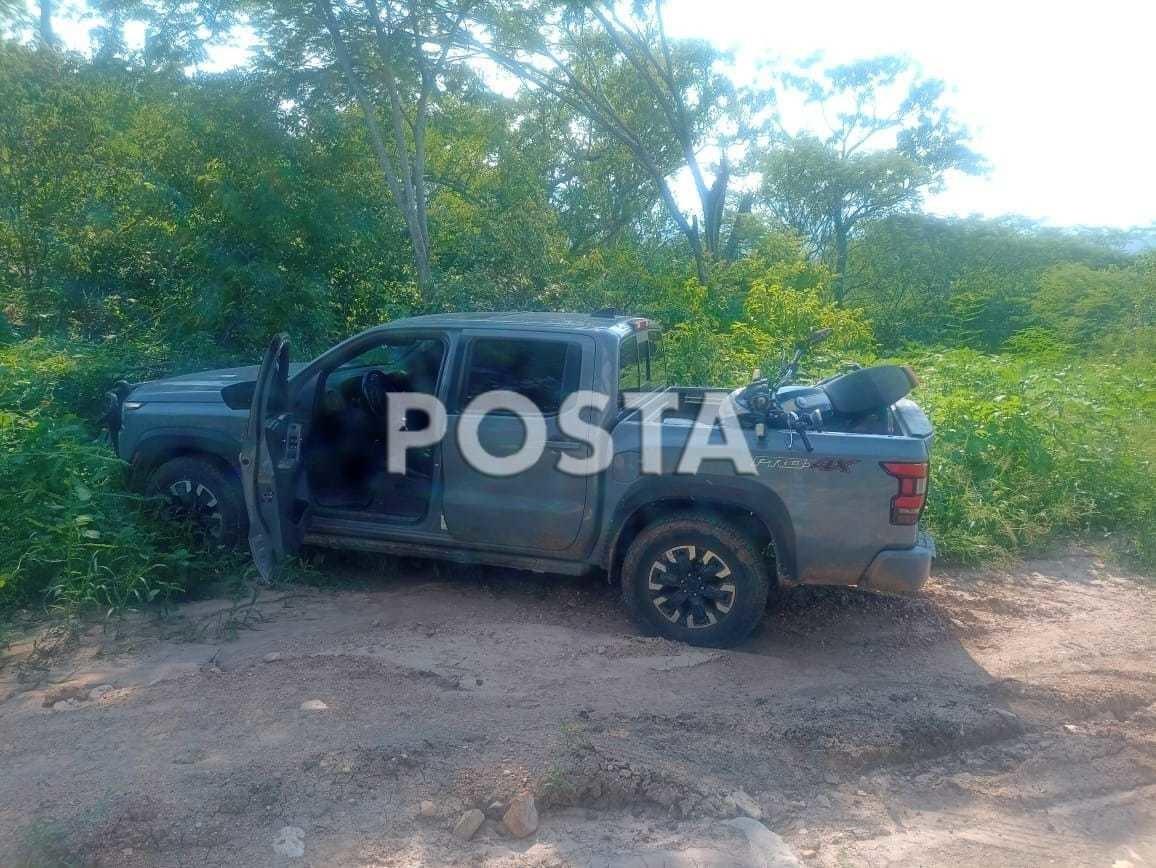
[688,216,708,285]
[38,0,56,47]
[413,233,432,300]
[723,191,754,261]
[315,0,433,303]
[832,220,849,302]
[701,158,729,256]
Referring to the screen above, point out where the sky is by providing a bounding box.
[48,0,1156,230]
[663,0,1156,229]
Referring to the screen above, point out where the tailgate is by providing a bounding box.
[892,398,933,443]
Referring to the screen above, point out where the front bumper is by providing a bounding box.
[858,532,935,595]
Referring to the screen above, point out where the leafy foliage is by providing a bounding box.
[1032,259,1155,348]
[0,342,243,615]
[762,57,985,298]
[663,247,875,386]
[910,349,1155,566]
[846,214,1138,350]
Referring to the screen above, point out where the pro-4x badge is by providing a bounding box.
[755,457,860,473]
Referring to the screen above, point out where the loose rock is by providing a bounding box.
[484,800,506,820]
[418,800,437,818]
[727,790,763,820]
[272,826,305,858]
[452,808,485,841]
[43,685,91,707]
[300,699,328,711]
[263,652,282,663]
[502,792,539,838]
[723,817,802,867]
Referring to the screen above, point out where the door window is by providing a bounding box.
[338,338,444,389]
[459,338,581,415]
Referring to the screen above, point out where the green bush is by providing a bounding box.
[663,261,876,386]
[657,296,1155,568]
[0,339,240,616]
[908,348,1155,567]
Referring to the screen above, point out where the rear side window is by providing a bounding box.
[460,338,581,414]
[618,335,640,394]
[642,330,666,390]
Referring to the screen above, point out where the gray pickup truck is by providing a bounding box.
[105,311,934,647]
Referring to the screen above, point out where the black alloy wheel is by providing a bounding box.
[147,456,247,547]
[646,544,737,629]
[163,476,225,542]
[621,516,770,647]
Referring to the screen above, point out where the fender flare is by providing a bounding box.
[129,428,243,487]
[598,474,797,581]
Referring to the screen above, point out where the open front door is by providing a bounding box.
[240,334,304,580]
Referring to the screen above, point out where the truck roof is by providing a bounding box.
[393,311,648,335]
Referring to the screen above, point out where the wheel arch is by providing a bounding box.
[129,431,243,489]
[601,477,796,584]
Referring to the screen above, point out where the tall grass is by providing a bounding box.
[0,340,240,616]
[910,348,1155,567]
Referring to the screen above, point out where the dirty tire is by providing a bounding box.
[621,517,769,648]
[147,456,247,547]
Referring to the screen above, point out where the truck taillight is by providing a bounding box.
[881,461,928,525]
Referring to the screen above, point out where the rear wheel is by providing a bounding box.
[621,516,769,648]
[146,456,247,547]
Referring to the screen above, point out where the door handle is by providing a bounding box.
[545,440,587,455]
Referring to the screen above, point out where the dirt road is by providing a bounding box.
[2,549,1154,867]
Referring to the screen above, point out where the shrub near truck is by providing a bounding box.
[107,311,934,647]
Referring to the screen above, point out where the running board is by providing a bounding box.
[302,532,591,576]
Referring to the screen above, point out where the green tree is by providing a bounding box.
[1032,259,1155,346]
[658,233,874,385]
[472,0,761,284]
[0,43,420,350]
[847,214,1131,348]
[759,56,984,299]
[518,91,676,255]
[99,0,475,303]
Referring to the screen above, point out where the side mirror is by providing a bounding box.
[809,328,832,345]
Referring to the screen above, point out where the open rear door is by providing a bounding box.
[240,334,303,580]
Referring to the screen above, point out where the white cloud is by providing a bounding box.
[47,0,1156,228]
[664,0,1156,228]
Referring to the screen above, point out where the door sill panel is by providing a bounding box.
[302,532,591,576]
[311,505,427,526]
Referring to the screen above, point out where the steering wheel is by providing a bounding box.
[360,370,389,418]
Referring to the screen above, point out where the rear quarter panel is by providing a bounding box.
[604,399,930,586]
[759,429,927,584]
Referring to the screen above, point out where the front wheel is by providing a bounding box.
[146,456,247,547]
[621,517,770,648]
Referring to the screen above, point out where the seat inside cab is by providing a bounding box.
[304,336,445,520]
